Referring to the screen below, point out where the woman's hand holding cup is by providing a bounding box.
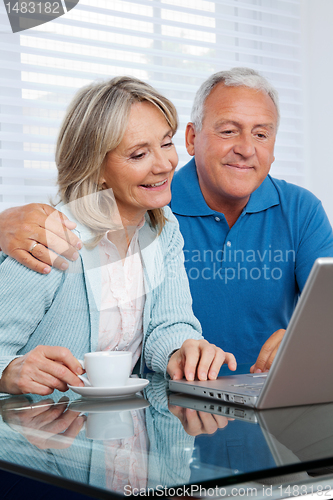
[0,345,85,395]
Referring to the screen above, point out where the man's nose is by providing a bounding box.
[233,133,255,158]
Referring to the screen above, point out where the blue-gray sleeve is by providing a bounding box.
[0,255,63,377]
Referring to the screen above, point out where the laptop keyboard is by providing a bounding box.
[231,384,263,392]
[231,374,268,393]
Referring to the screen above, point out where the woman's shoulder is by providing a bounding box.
[158,206,184,251]
[162,204,177,222]
[161,206,182,238]
[56,202,96,242]
[0,252,66,290]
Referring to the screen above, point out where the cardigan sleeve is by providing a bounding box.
[0,254,64,379]
[143,208,203,376]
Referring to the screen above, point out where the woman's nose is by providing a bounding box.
[152,151,174,173]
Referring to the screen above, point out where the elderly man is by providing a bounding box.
[0,68,332,373]
[170,68,333,371]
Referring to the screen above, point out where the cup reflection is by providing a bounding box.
[69,396,149,441]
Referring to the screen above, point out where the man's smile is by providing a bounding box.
[224,163,254,170]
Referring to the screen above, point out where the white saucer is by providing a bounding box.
[68,378,149,399]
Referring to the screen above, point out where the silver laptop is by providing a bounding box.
[169,257,333,409]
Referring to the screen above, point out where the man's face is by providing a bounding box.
[185,84,278,212]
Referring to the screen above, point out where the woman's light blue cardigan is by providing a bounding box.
[0,205,202,384]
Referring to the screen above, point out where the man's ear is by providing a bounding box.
[185,122,196,156]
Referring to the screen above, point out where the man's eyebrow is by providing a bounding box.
[214,120,275,129]
[214,120,240,128]
[126,129,173,154]
[253,123,275,130]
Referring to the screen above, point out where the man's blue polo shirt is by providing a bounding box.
[170,158,333,363]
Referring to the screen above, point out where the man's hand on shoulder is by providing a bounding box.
[0,203,82,274]
[250,329,286,373]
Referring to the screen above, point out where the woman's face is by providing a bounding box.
[100,101,178,225]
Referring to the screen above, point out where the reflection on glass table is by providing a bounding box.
[0,373,333,499]
[169,391,333,490]
[0,374,196,497]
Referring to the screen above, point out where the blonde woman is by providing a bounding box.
[0,77,236,396]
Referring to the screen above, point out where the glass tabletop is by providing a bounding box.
[0,372,333,499]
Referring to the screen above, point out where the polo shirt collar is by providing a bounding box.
[171,158,280,216]
[244,174,280,214]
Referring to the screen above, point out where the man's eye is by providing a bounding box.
[162,141,173,148]
[221,130,234,135]
[256,133,268,139]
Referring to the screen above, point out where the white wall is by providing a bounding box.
[301,0,333,224]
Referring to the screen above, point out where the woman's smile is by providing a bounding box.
[139,178,169,190]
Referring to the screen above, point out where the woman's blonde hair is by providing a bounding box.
[56,76,178,243]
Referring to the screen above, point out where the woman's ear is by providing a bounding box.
[98,168,106,189]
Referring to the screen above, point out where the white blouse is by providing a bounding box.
[97,220,146,371]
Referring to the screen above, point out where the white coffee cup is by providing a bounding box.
[83,351,132,387]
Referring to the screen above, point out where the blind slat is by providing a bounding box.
[0,59,303,80]
[39,14,302,39]
[1,22,301,49]
[73,3,300,31]
[77,0,300,21]
[0,167,56,179]
[0,185,57,196]
[0,149,54,161]
[0,41,302,65]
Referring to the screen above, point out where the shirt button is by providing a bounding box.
[214,216,220,222]
[226,241,231,247]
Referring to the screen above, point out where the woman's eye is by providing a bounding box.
[131,152,145,160]
[162,141,173,148]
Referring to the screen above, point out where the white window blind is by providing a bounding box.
[0,0,303,211]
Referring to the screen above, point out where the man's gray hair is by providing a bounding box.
[191,67,280,130]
